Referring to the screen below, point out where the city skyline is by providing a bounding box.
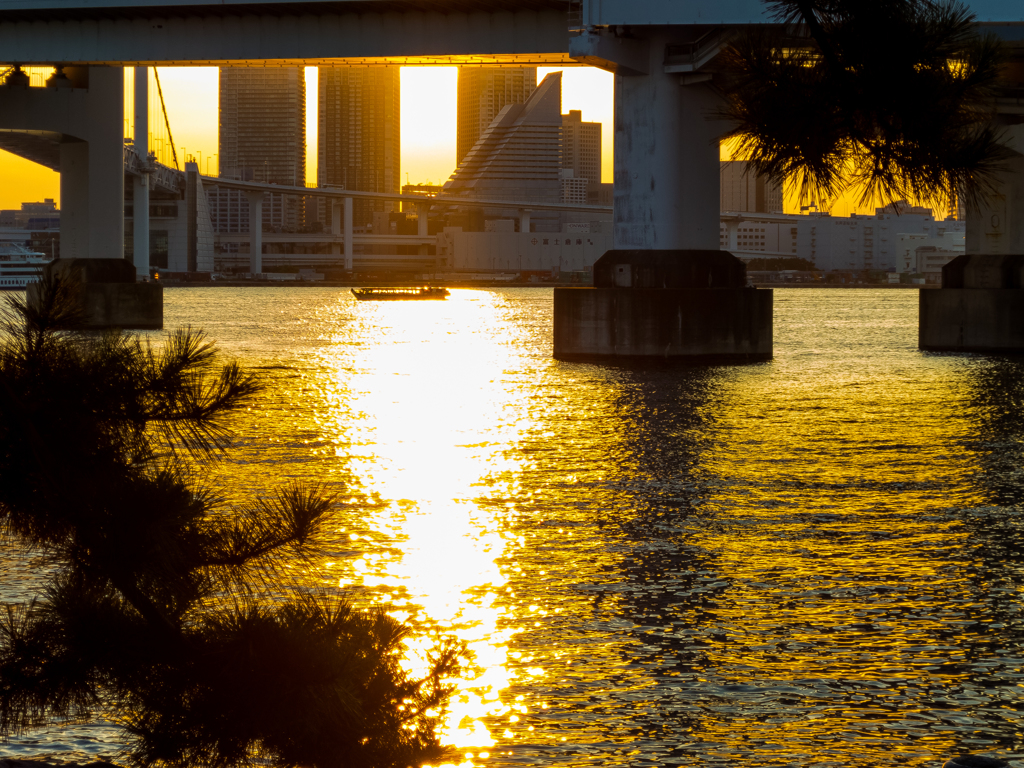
[0,65,614,211]
[0,64,888,218]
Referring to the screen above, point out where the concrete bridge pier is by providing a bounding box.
[0,65,162,327]
[554,29,771,362]
[417,202,429,259]
[343,196,354,272]
[244,190,264,276]
[330,200,343,264]
[132,66,150,279]
[920,122,1024,352]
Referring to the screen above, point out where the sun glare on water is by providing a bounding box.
[310,290,542,758]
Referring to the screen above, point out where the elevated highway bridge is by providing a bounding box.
[0,0,1019,66]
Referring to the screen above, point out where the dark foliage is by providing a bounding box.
[718,0,1010,212]
[0,275,458,767]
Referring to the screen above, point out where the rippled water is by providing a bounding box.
[4,287,1024,767]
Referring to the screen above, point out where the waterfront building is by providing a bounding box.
[896,230,965,274]
[719,219,797,256]
[720,161,783,214]
[0,198,59,230]
[719,202,965,271]
[457,66,537,168]
[214,67,306,234]
[318,66,401,227]
[797,204,956,272]
[561,109,601,203]
[444,72,563,222]
[436,221,612,277]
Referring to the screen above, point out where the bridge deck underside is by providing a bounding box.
[0,129,60,170]
[0,0,572,21]
[56,54,578,66]
[0,5,575,65]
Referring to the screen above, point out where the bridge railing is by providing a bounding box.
[123,143,183,193]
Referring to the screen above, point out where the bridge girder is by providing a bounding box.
[0,5,572,65]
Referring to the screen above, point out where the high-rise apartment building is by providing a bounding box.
[214,67,306,233]
[318,66,400,228]
[561,110,601,204]
[720,161,783,214]
[457,67,537,168]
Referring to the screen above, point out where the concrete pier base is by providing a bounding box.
[553,249,772,362]
[28,258,163,330]
[553,286,772,362]
[557,249,770,364]
[920,289,1024,351]
[919,254,1024,352]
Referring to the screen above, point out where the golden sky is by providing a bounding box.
[0,65,877,216]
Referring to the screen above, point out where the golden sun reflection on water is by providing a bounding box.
[10,286,1024,767]
[311,290,539,757]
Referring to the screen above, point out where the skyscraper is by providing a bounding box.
[215,67,306,232]
[318,66,400,228]
[457,67,537,168]
[445,72,562,207]
[561,110,601,203]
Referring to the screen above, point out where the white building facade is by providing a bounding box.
[718,203,964,271]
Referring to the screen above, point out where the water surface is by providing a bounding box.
[4,287,1024,767]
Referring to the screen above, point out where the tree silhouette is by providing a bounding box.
[0,275,458,768]
[718,0,1010,213]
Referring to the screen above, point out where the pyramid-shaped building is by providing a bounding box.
[443,71,562,206]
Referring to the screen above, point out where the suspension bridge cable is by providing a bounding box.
[153,68,179,170]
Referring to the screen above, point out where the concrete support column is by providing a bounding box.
[57,67,124,261]
[132,177,149,276]
[59,141,90,260]
[417,202,429,257]
[519,208,531,233]
[331,200,342,258]
[87,67,124,260]
[613,42,723,250]
[343,196,354,271]
[132,66,149,278]
[244,190,264,275]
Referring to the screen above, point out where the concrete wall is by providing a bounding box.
[436,227,613,274]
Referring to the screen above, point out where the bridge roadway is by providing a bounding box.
[0,0,1019,66]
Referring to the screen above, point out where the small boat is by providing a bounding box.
[351,286,450,301]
